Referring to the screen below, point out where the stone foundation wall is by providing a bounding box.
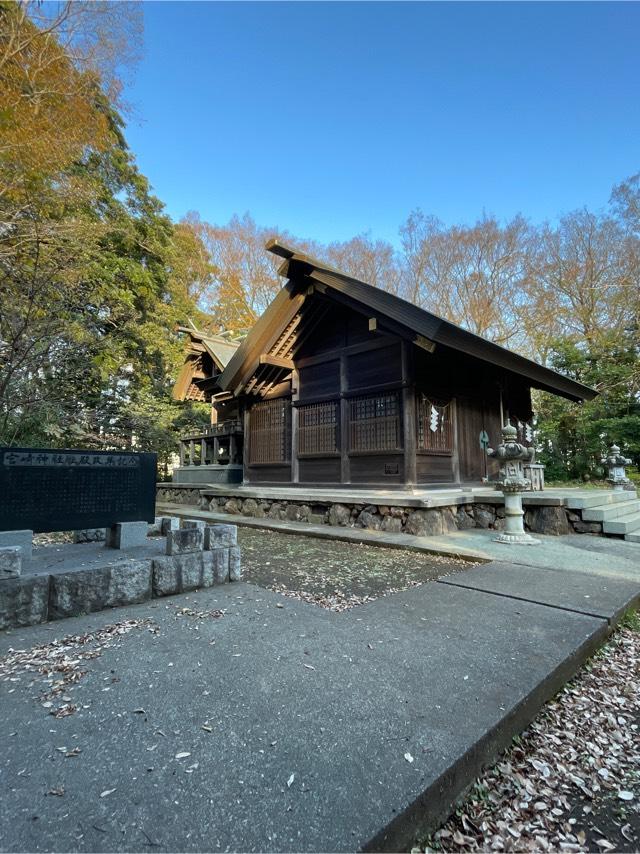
[157,486,596,537]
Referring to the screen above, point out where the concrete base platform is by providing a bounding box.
[0,536,239,630]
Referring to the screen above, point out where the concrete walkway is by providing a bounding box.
[1,530,639,852]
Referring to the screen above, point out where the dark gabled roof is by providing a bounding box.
[173,327,241,401]
[219,241,597,403]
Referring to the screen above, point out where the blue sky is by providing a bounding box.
[124,1,639,245]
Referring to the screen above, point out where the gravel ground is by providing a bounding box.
[415,610,640,853]
[237,526,474,610]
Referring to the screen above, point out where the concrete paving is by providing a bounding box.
[440,561,640,624]
[0,580,609,853]
[2,525,639,853]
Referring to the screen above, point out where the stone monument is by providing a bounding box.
[601,444,632,491]
[488,424,540,545]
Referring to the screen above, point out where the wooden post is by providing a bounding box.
[179,442,185,467]
[213,436,219,465]
[243,406,250,484]
[401,341,417,486]
[229,434,236,465]
[451,398,461,484]
[189,440,195,466]
[339,355,350,484]
[201,439,207,465]
[291,368,299,484]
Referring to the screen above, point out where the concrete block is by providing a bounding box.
[0,575,50,629]
[166,527,204,555]
[105,521,148,549]
[146,517,164,535]
[160,516,180,535]
[0,530,32,560]
[229,545,241,582]
[0,546,22,578]
[182,519,207,531]
[204,524,237,549]
[205,548,229,584]
[73,528,106,544]
[152,556,180,596]
[48,559,152,620]
[152,553,209,596]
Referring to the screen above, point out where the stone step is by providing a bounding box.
[582,499,640,522]
[603,511,640,535]
[565,490,637,510]
[625,531,640,543]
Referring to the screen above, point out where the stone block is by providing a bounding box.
[105,521,148,549]
[381,516,403,534]
[182,519,207,531]
[229,546,241,582]
[0,529,33,560]
[308,514,326,526]
[241,498,259,516]
[405,509,445,536]
[524,506,571,536]
[328,504,350,527]
[0,575,49,630]
[49,559,152,620]
[0,546,22,578]
[153,552,221,595]
[473,505,495,529]
[206,548,230,584]
[152,556,181,596]
[455,507,476,530]
[146,517,164,536]
[160,516,180,535]
[204,524,237,549]
[73,528,106,544]
[357,510,381,530]
[224,498,240,514]
[166,527,204,555]
[572,520,603,534]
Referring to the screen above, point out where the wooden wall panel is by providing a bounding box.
[349,454,404,484]
[346,343,402,390]
[298,360,340,400]
[245,465,292,483]
[416,454,454,483]
[299,457,341,483]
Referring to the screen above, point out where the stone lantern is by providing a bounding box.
[601,444,632,491]
[487,424,540,545]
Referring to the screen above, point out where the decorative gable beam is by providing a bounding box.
[259,354,294,370]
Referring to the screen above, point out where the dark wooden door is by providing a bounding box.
[457,396,501,482]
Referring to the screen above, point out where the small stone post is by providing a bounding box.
[488,424,540,545]
[601,444,632,491]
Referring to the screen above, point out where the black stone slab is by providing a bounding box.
[0,447,156,533]
[439,560,640,624]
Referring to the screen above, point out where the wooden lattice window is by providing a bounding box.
[248,398,291,464]
[349,392,402,452]
[298,401,339,456]
[417,396,453,455]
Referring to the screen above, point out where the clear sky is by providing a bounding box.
[124,1,640,245]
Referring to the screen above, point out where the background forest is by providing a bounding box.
[1,2,638,480]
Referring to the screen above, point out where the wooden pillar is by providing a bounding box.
[229,433,236,465]
[189,440,195,465]
[242,406,250,484]
[451,398,461,484]
[401,341,417,487]
[291,368,299,484]
[213,437,219,465]
[201,439,207,465]
[179,442,186,467]
[339,355,350,484]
